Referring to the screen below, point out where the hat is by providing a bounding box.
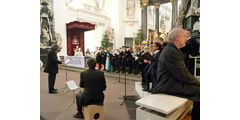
[41,2,48,6]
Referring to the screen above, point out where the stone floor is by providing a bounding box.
[40,68,139,120]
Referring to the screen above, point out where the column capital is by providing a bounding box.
[155,3,160,8]
[142,0,149,6]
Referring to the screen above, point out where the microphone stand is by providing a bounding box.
[113,55,121,84]
[61,57,69,92]
[119,52,134,106]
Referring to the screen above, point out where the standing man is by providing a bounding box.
[152,28,200,120]
[143,42,161,92]
[102,48,107,71]
[73,58,106,119]
[180,29,200,75]
[44,44,62,94]
[96,49,102,70]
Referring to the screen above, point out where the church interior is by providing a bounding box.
[40,0,200,120]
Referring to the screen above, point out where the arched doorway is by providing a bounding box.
[66,21,95,56]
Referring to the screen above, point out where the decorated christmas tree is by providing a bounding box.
[134,29,143,46]
[101,32,111,49]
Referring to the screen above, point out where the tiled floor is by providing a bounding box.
[40,68,139,120]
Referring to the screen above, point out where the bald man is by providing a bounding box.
[152,28,200,120]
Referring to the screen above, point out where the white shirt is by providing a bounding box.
[154,50,160,55]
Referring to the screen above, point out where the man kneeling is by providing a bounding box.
[73,58,107,119]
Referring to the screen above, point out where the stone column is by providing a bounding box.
[140,5,144,31]
[142,0,148,40]
[155,3,160,33]
[171,0,178,28]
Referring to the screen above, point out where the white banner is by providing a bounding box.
[64,56,85,68]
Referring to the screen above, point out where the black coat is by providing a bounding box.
[80,69,107,106]
[96,52,102,63]
[44,49,62,73]
[152,42,200,102]
[149,51,161,86]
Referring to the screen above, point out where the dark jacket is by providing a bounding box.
[149,51,161,86]
[96,52,102,63]
[44,49,62,73]
[152,42,200,102]
[80,69,107,106]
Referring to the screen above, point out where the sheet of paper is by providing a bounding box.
[66,80,79,90]
[65,58,70,64]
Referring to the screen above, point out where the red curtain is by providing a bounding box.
[66,21,95,56]
[67,29,84,56]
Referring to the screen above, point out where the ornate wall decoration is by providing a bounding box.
[127,0,135,18]
[106,27,114,43]
[55,33,63,49]
[92,0,105,8]
[185,0,199,18]
[175,0,190,28]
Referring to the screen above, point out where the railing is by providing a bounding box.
[190,56,200,77]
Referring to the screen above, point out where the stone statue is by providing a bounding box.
[186,0,200,18]
[42,26,51,46]
[193,17,200,31]
[56,33,63,48]
[40,1,55,47]
[106,27,114,42]
[127,0,135,18]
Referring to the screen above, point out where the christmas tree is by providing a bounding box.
[134,29,143,46]
[101,32,111,50]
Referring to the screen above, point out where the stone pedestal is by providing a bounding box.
[184,16,199,30]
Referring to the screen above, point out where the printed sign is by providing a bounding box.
[64,56,85,68]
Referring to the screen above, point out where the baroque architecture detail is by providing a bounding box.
[127,0,135,18]
[40,0,56,48]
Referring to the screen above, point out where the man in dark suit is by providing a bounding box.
[73,58,107,119]
[126,47,133,74]
[102,48,107,71]
[180,29,200,75]
[96,49,102,70]
[152,28,200,120]
[44,44,62,94]
[142,42,161,92]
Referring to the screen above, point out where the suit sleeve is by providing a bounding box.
[165,49,200,86]
[49,51,62,64]
[151,53,160,69]
[80,72,85,88]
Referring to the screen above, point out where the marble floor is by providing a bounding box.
[40,68,139,120]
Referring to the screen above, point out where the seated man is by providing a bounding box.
[152,28,200,120]
[73,58,107,119]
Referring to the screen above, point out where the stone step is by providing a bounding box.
[58,64,142,81]
[135,82,152,98]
